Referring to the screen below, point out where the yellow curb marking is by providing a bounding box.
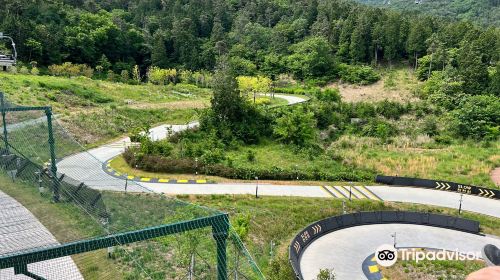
[368,265,379,273]
[321,186,335,197]
[140,177,151,182]
[127,175,135,180]
[158,178,169,183]
[177,179,188,183]
[329,186,347,198]
[350,186,368,199]
[359,186,382,201]
[196,179,207,184]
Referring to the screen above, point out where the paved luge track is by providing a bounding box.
[0,191,83,280]
[300,224,500,280]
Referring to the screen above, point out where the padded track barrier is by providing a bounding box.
[376,175,500,200]
[289,211,480,279]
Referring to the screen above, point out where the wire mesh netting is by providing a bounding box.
[0,93,264,280]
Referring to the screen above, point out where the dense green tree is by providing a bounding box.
[273,107,317,146]
[407,18,432,70]
[201,57,268,143]
[490,63,500,96]
[151,33,169,68]
[287,36,335,79]
[457,41,490,95]
[0,0,498,88]
[451,95,500,139]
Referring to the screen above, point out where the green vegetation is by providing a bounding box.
[356,0,500,27]
[0,72,210,144]
[2,171,499,279]
[2,0,498,87]
[382,258,485,280]
[123,57,498,186]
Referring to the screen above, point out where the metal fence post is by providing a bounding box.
[213,214,229,280]
[1,92,9,152]
[45,108,59,202]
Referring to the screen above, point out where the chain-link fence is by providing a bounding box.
[0,92,264,280]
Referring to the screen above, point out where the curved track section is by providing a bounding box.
[301,224,500,280]
[289,211,500,280]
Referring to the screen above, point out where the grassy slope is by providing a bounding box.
[331,136,500,188]
[0,72,211,146]
[336,66,419,103]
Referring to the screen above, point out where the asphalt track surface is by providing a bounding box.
[300,224,500,280]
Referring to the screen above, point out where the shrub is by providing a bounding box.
[106,70,116,81]
[375,100,410,120]
[254,97,271,105]
[200,148,225,164]
[316,88,341,103]
[421,115,439,136]
[123,149,373,182]
[361,119,397,141]
[147,67,178,85]
[246,150,256,162]
[338,63,380,85]
[19,66,29,74]
[31,67,39,75]
[140,139,173,157]
[48,62,93,77]
[450,95,500,139]
[120,70,129,82]
[233,215,251,240]
[273,107,317,146]
[434,135,453,145]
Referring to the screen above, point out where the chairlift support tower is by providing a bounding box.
[0,32,17,71]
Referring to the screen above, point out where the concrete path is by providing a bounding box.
[300,224,500,280]
[0,191,83,280]
[272,94,308,105]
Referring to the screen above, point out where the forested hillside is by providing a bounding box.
[0,0,497,84]
[356,0,500,27]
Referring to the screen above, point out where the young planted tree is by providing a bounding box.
[236,76,272,103]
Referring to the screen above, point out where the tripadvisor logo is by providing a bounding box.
[374,244,481,267]
[375,244,398,267]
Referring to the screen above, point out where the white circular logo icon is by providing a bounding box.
[375,244,398,267]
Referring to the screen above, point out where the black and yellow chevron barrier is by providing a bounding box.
[102,160,214,184]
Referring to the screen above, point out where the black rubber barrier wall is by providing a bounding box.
[289,211,480,279]
[376,175,500,200]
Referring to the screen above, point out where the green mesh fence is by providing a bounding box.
[0,92,264,280]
